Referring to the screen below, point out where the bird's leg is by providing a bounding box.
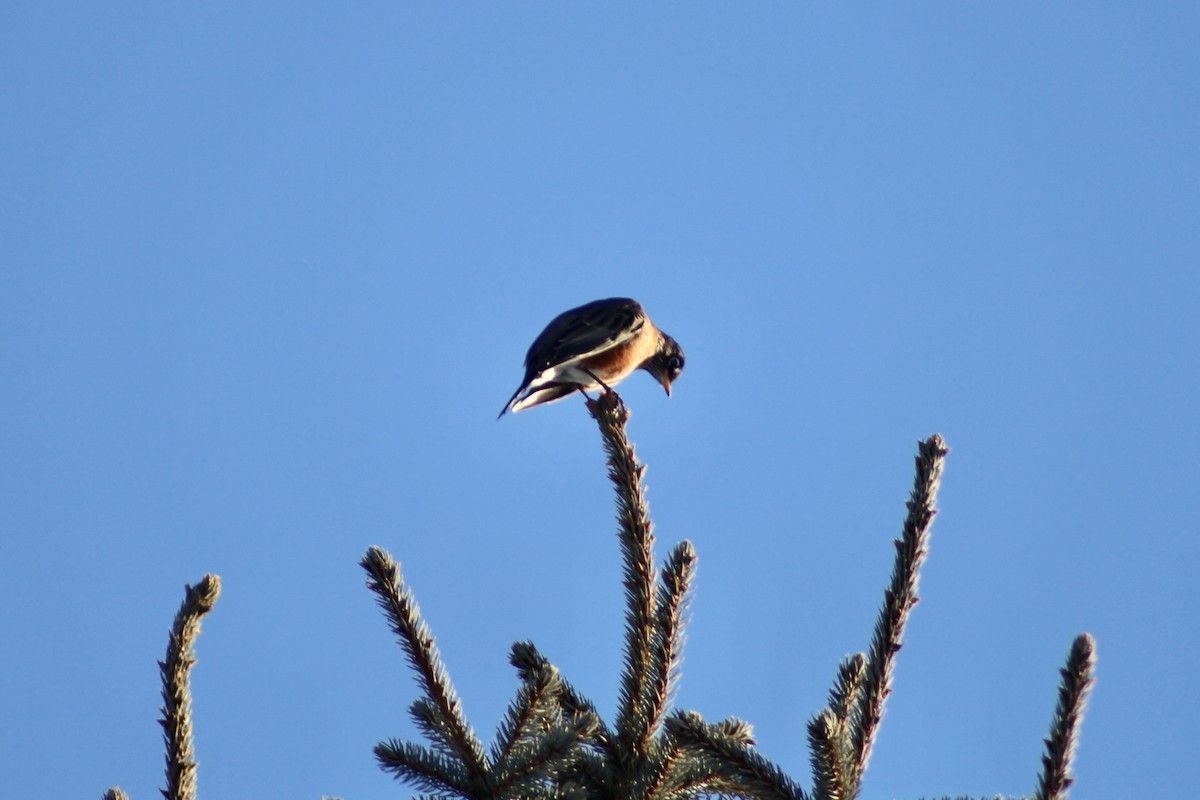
[581,368,614,394]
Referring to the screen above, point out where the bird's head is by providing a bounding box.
[644,334,685,396]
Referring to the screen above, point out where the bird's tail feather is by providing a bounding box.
[499,383,578,417]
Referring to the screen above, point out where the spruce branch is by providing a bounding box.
[806,710,848,800]
[649,720,757,800]
[587,391,660,763]
[506,651,614,800]
[649,754,725,800]
[643,544,705,800]
[510,641,614,753]
[647,540,697,738]
[158,574,220,800]
[375,738,472,796]
[103,789,131,800]
[828,654,867,728]
[665,710,808,800]
[490,663,561,765]
[557,746,613,800]
[641,738,686,800]
[361,546,489,780]
[710,716,758,747]
[808,654,866,798]
[410,697,474,759]
[850,434,949,785]
[1033,633,1096,800]
[491,715,602,799]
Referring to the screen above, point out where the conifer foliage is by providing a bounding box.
[105,391,1096,800]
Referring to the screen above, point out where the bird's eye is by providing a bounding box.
[668,355,683,374]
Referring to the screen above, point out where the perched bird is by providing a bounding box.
[499,297,685,417]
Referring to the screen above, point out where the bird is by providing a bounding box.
[499,297,685,417]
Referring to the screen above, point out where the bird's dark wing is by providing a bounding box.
[523,297,646,372]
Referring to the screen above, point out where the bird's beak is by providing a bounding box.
[659,375,673,397]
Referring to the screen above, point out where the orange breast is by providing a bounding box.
[578,325,658,382]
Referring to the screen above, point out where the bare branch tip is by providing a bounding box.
[924,433,949,453]
[587,389,629,425]
[1071,632,1097,665]
[361,545,394,570]
[665,539,698,575]
[187,574,221,614]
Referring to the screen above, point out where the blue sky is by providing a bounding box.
[2,4,1197,798]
